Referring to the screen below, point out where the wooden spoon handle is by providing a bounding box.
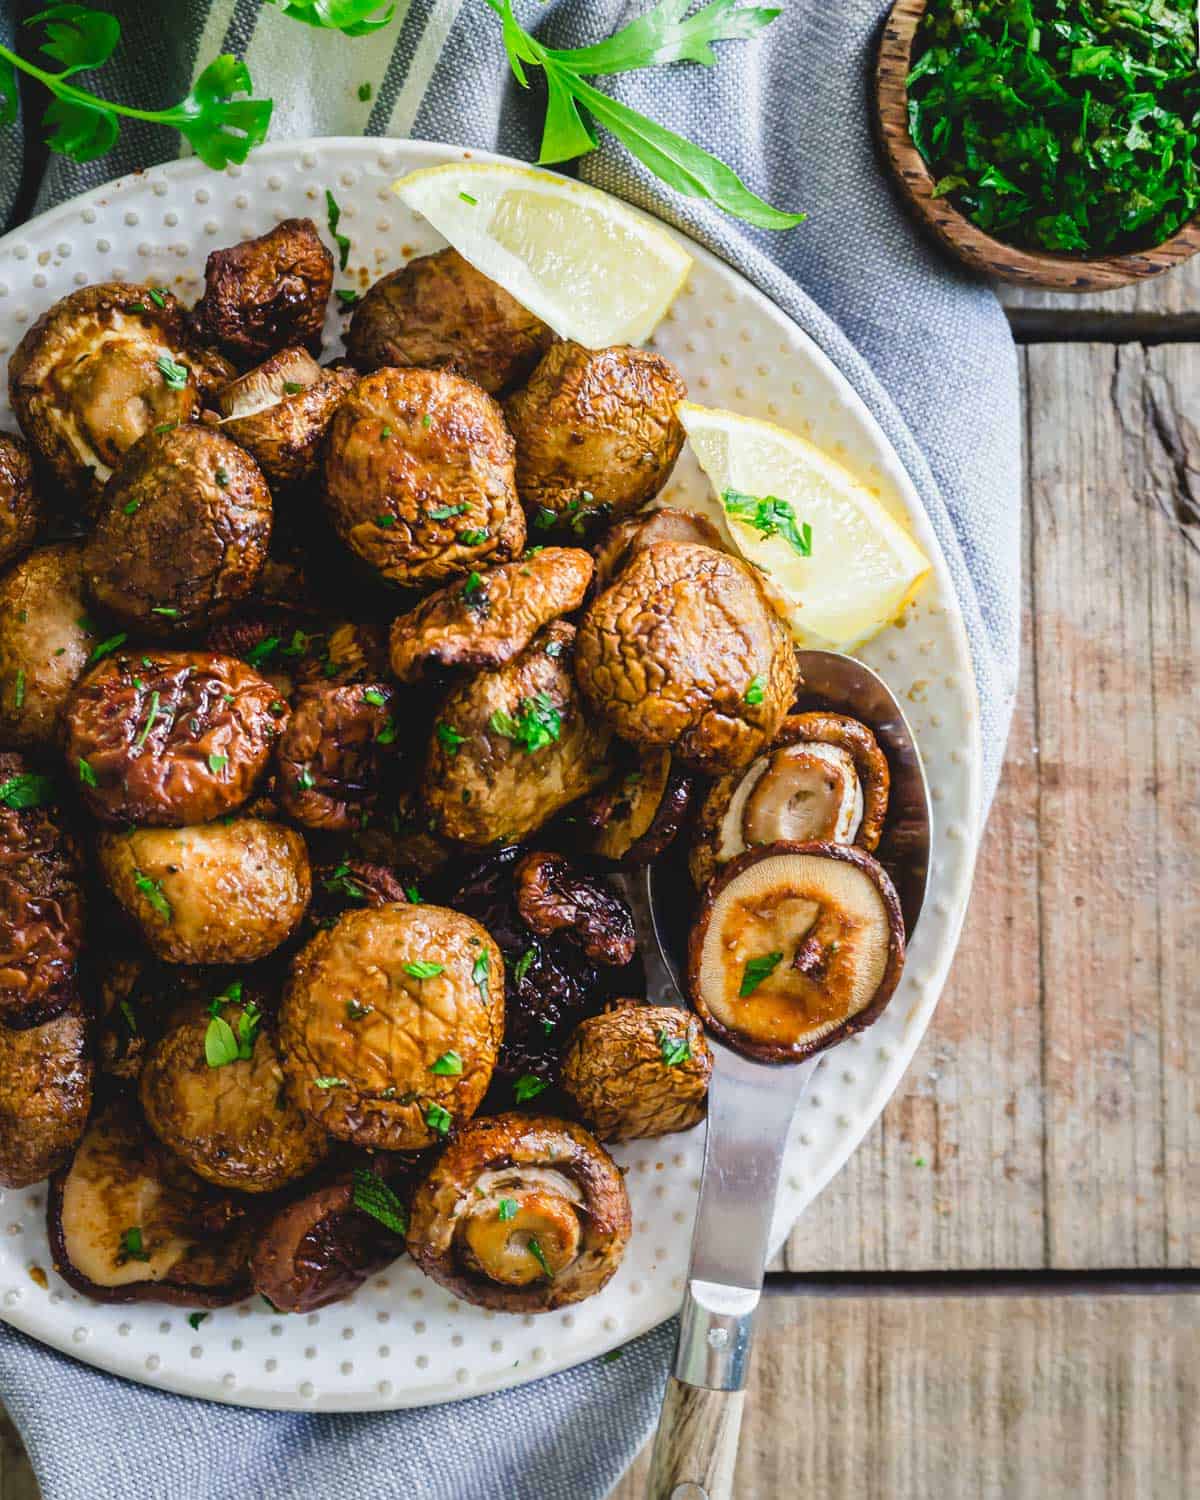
[645,1377,746,1500]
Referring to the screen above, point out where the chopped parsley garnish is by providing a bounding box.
[296,766,315,791]
[436,721,467,756]
[458,528,489,546]
[214,467,229,488]
[357,81,373,102]
[313,1076,348,1089]
[461,571,486,609]
[325,188,351,270]
[430,1050,463,1076]
[533,506,558,531]
[489,693,561,754]
[458,190,478,205]
[282,380,304,395]
[404,960,444,980]
[148,287,168,308]
[472,948,490,1004]
[151,606,181,618]
[118,1226,150,1264]
[527,1236,553,1279]
[12,670,24,709]
[77,757,98,787]
[336,288,360,307]
[425,1103,452,1137]
[133,870,172,922]
[245,635,281,667]
[118,999,138,1034]
[122,498,140,515]
[659,1029,692,1067]
[513,1073,548,1103]
[156,353,189,390]
[281,629,310,657]
[351,1168,409,1235]
[324,863,364,900]
[744,674,766,706]
[379,425,392,441]
[375,513,396,528]
[0,771,54,809]
[739,950,783,998]
[429,502,467,520]
[187,1311,208,1330]
[722,488,812,558]
[154,421,178,435]
[345,998,374,1020]
[513,947,536,983]
[498,1198,517,1222]
[601,1348,624,1363]
[376,716,397,745]
[204,983,259,1068]
[207,753,228,774]
[133,690,161,749]
[405,884,422,904]
[363,687,387,707]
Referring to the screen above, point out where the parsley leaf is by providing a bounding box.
[266,0,397,37]
[133,869,172,923]
[436,721,467,756]
[403,960,444,980]
[498,1197,517,1222]
[744,673,766,706]
[513,1073,548,1103]
[351,1168,409,1235]
[325,188,351,270]
[0,771,54,809]
[155,353,189,390]
[513,946,536,983]
[425,1102,452,1136]
[472,948,490,1004]
[659,1028,692,1067]
[489,692,562,754]
[86,632,128,666]
[722,488,812,557]
[527,1235,553,1279]
[739,950,783,998]
[118,1225,150,1264]
[430,1050,463,1076]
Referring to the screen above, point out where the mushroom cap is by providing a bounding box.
[140,997,329,1193]
[422,619,613,846]
[7,282,200,502]
[64,649,284,827]
[688,841,906,1063]
[584,748,694,867]
[193,217,333,364]
[514,851,636,967]
[97,818,311,965]
[388,546,594,685]
[217,349,358,491]
[406,1112,631,1312]
[592,506,723,591]
[561,1004,711,1142]
[0,542,93,748]
[0,432,42,570]
[0,1003,92,1188]
[690,711,891,890]
[346,247,555,394]
[504,342,687,531]
[279,902,504,1151]
[84,424,273,637]
[322,366,524,588]
[304,858,411,939]
[275,680,397,831]
[575,540,799,774]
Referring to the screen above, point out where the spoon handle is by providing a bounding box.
[646,1377,744,1500]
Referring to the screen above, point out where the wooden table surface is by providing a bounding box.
[3,264,1198,1500]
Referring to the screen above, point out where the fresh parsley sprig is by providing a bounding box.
[266,0,396,36]
[0,6,272,168]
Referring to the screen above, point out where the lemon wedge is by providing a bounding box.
[677,403,932,652]
[392,162,692,349]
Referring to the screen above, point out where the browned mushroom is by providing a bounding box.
[514,851,636,966]
[216,349,358,491]
[0,1003,92,1187]
[387,547,594,685]
[275,681,397,831]
[0,433,42,570]
[561,1004,711,1142]
[690,712,891,890]
[575,541,798,775]
[583,748,694,866]
[192,218,333,365]
[0,543,94,749]
[688,842,905,1063]
[406,1113,631,1311]
[304,858,411,939]
[592,507,724,590]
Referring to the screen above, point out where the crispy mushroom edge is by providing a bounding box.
[217,349,358,491]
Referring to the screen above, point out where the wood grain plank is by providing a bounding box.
[1001,257,1200,339]
[613,1292,1200,1499]
[0,1408,37,1500]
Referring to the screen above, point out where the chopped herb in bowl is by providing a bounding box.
[906,0,1200,257]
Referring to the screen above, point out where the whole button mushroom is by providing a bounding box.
[406,1113,632,1312]
[64,650,285,827]
[575,540,799,775]
[346,247,555,394]
[0,433,42,570]
[97,818,311,965]
[0,543,94,749]
[505,342,687,534]
[84,425,272,638]
[192,218,334,365]
[216,348,358,492]
[0,1003,92,1188]
[322,367,525,589]
[279,902,504,1151]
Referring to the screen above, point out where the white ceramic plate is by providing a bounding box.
[0,138,982,1411]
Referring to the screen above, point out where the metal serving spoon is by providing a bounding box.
[629,648,932,1500]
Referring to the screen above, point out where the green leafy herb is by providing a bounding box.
[907,0,1200,256]
[118,1225,149,1264]
[154,421,178,435]
[245,635,281,667]
[513,947,536,983]
[282,380,304,395]
[436,721,467,756]
[498,1197,517,1222]
[375,513,396,528]
[204,1013,239,1068]
[0,15,271,168]
[12,670,24,710]
[739,950,783,998]
[314,1076,348,1089]
[187,1311,208,1330]
[147,286,168,307]
[513,1073,548,1103]
[489,692,562,754]
[527,1235,553,1279]
[133,870,172,922]
[296,766,315,791]
[325,188,351,270]
[77,756,97,787]
[345,998,374,1021]
[335,288,361,307]
[351,1168,409,1236]
[533,506,558,532]
[602,1348,624,1363]
[156,353,189,390]
[376,715,397,745]
[404,960,444,980]
[659,1028,692,1067]
[0,771,54,809]
[461,571,486,609]
[357,80,373,102]
[425,1102,452,1136]
[118,998,138,1034]
[744,673,765,706]
[722,488,812,557]
[133,690,161,750]
[428,502,468,520]
[430,1050,463,1076]
[266,0,397,37]
[405,883,422,904]
[214,466,229,487]
[151,606,180,618]
[458,527,489,546]
[363,687,387,707]
[458,190,478,205]
[207,752,228,774]
[472,948,490,1003]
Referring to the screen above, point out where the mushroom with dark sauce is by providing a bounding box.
[192,218,333,365]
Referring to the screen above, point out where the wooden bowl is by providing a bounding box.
[875,0,1200,291]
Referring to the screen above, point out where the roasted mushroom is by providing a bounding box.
[575,541,798,775]
[84,425,272,637]
[423,620,612,846]
[97,818,311,964]
[305,858,410,938]
[322,367,524,588]
[0,1003,92,1187]
[0,754,85,1028]
[279,903,504,1151]
[346,248,554,394]
[0,543,94,748]
[275,680,397,831]
[688,842,906,1063]
[216,348,358,491]
[592,507,724,590]
[48,1103,254,1305]
[0,433,42,569]
[388,547,594,685]
[251,1176,406,1313]
[140,992,328,1193]
[64,650,284,827]
[561,1004,711,1142]
[690,712,891,890]
[505,343,686,532]
[406,1113,631,1312]
[7,283,201,504]
[514,852,636,966]
[584,748,694,866]
[193,218,333,364]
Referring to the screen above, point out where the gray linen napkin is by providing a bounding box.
[0,3,1021,1497]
